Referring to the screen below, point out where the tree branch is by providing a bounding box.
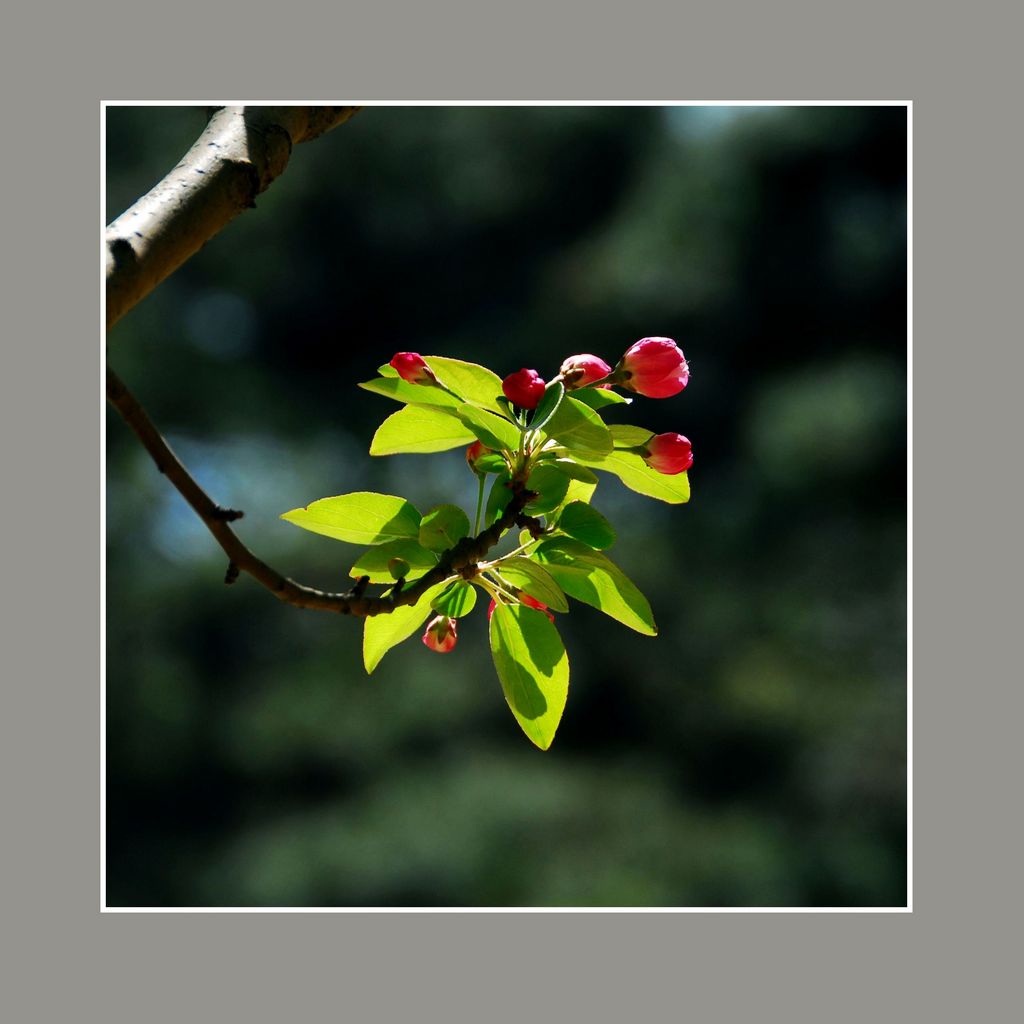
[106,106,529,617]
[105,105,360,330]
[107,366,533,616]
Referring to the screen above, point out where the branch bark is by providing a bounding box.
[105,105,359,330]
[106,106,531,617]
[107,366,535,616]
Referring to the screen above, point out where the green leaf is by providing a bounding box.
[547,460,599,483]
[349,538,438,583]
[423,356,506,415]
[431,580,477,618]
[358,376,462,409]
[556,501,616,549]
[541,395,614,454]
[525,464,571,515]
[457,406,521,451]
[533,538,657,636]
[575,449,691,504]
[419,504,471,552]
[370,405,478,455]
[486,471,514,525]
[546,462,599,513]
[528,380,564,433]
[571,387,632,410]
[610,424,656,448]
[474,452,508,474]
[281,493,421,546]
[495,556,569,612]
[377,363,399,377]
[363,580,452,673]
[489,604,570,750]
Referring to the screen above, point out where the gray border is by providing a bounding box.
[10,0,1016,1017]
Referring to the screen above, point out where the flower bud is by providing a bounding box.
[465,440,491,472]
[642,433,693,475]
[387,557,410,580]
[559,353,612,389]
[615,337,689,398]
[487,594,555,623]
[502,368,546,410]
[389,352,436,385]
[422,614,457,653]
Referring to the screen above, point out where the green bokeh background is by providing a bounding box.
[105,105,907,907]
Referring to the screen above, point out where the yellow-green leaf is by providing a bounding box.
[486,471,514,525]
[423,356,506,415]
[358,377,462,409]
[525,463,571,515]
[281,492,421,546]
[495,556,569,612]
[419,504,471,552]
[575,448,691,504]
[572,388,632,410]
[528,380,564,432]
[533,538,657,635]
[610,424,656,448]
[489,604,570,750]
[541,395,614,454]
[363,580,451,673]
[370,405,477,455]
[556,501,616,549]
[349,538,439,583]
[431,580,478,618]
[457,405,521,451]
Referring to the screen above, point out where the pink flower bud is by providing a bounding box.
[422,614,458,653]
[487,595,555,623]
[559,353,612,389]
[502,368,546,410]
[642,433,693,475]
[616,337,689,398]
[466,440,491,470]
[389,351,436,385]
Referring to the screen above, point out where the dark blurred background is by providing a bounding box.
[105,105,907,907]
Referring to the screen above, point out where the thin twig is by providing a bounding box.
[106,365,533,617]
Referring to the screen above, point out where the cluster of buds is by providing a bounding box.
[390,337,694,656]
[498,337,693,476]
[393,340,694,485]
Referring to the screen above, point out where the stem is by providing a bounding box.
[481,537,535,568]
[473,473,486,534]
[107,364,537,618]
[482,570,519,603]
[475,575,506,606]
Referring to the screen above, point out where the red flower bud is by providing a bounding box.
[616,337,689,398]
[642,433,693,475]
[422,614,458,653]
[502,368,546,410]
[466,440,491,470]
[559,353,612,389]
[487,594,555,623]
[389,351,436,385]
